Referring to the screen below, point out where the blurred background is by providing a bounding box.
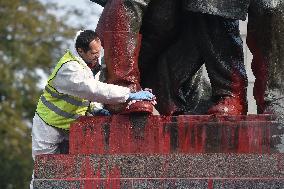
[0,0,102,188]
[0,0,256,188]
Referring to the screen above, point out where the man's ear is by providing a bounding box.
[77,48,84,56]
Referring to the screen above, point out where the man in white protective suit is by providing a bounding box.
[30,30,155,188]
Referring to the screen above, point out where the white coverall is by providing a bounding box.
[31,54,130,159]
[30,53,130,188]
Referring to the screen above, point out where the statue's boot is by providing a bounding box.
[194,14,248,115]
[95,0,153,114]
[206,56,248,115]
[104,31,153,114]
[207,63,248,115]
[207,96,247,115]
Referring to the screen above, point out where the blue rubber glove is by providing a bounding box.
[128,91,154,101]
[92,108,111,116]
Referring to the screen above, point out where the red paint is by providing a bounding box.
[238,124,250,152]
[177,119,190,153]
[95,0,130,43]
[208,179,213,189]
[70,117,107,154]
[78,156,121,188]
[108,115,172,154]
[96,0,153,114]
[160,121,171,154]
[109,115,131,154]
[221,123,236,153]
[107,166,121,188]
[103,32,153,114]
[69,122,81,154]
[265,125,271,153]
[181,123,206,153]
[207,58,248,116]
[231,63,248,115]
[80,157,94,189]
[238,122,272,153]
[69,115,277,155]
[93,164,102,189]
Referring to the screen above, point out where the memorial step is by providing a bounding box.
[33,178,284,189]
[33,115,284,188]
[34,154,284,179]
[69,115,283,154]
[34,154,284,188]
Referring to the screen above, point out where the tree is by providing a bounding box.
[0,0,81,188]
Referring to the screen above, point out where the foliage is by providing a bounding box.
[0,0,80,188]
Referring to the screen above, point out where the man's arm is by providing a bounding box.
[52,61,130,104]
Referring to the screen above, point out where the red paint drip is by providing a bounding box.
[177,116,206,153]
[93,163,101,189]
[161,123,171,154]
[78,157,121,188]
[177,117,189,153]
[238,124,249,153]
[146,116,159,153]
[265,125,271,153]
[208,179,213,189]
[97,0,155,114]
[231,66,247,115]
[70,117,109,154]
[80,157,95,189]
[108,166,121,188]
[96,0,130,44]
[109,116,131,154]
[69,115,274,154]
[69,122,77,154]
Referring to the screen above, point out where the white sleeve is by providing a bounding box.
[52,61,130,104]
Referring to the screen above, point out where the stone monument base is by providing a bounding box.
[33,115,284,188]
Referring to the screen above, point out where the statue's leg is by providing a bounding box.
[152,12,212,115]
[135,0,188,115]
[138,0,182,88]
[247,0,284,118]
[96,0,149,39]
[96,0,154,114]
[195,13,248,115]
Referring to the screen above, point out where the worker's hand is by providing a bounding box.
[92,108,111,116]
[128,91,155,101]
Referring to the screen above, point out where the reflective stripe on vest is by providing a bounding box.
[44,86,89,107]
[40,96,81,120]
[36,50,89,130]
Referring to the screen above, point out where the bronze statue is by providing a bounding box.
[247,0,284,119]
[91,0,250,115]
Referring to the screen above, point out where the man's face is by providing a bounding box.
[78,39,101,69]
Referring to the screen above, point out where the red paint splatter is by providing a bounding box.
[69,115,275,154]
[208,179,213,189]
[95,0,130,44]
[80,157,94,189]
[78,156,121,188]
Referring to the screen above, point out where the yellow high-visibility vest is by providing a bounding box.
[36,51,89,130]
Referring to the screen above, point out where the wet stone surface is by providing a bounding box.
[69,115,284,154]
[34,115,284,188]
[213,179,284,189]
[33,179,284,189]
[34,154,284,179]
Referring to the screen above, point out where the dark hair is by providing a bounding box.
[75,30,99,52]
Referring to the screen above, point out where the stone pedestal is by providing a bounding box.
[33,115,284,188]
